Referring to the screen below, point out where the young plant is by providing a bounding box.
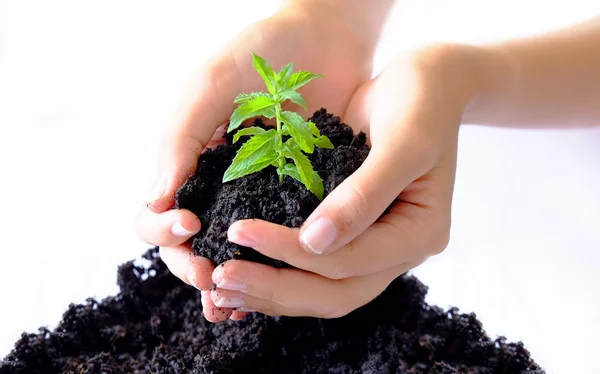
[222,52,334,200]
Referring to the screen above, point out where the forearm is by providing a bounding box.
[281,0,396,53]
[462,17,600,128]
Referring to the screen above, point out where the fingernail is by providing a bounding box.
[217,278,246,292]
[300,217,337,254]
[187,274,200,290]
[237,307,256,312]
[212,292,245,308]
[172,221,194,237]
[212,266,246,292]
[228,225,257,247]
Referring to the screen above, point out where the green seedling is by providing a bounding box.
[222,52,334,200]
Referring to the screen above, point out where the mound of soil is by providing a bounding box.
[0,248,542,374]
[0,110,544,373]
[174,109,369,268]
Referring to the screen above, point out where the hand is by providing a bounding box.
[209,45,477,318]
[134,2,381,322]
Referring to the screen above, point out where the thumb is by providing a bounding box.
[299,137,433,255]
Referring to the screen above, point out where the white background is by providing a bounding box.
[1,1,599,373]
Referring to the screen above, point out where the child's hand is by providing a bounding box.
[134,2,386,322]
[210,45,476,318]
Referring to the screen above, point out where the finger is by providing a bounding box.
[297,142,433,256]
[228,216,442,279]
[201,290,233,323]
[135,208,201,247]
[229,310,249,321]
[210,260,416,318]
[159,245,214,290]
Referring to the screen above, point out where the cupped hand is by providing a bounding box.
[134,4,377,322]
[210,45,477,318]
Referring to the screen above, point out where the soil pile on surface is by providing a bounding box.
[1,111,544,373]
[0,248,542,374]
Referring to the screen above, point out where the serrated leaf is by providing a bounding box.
[251,52,279,95]
[279,90,306,109]
[223,130,279,182]
[232,126,266,143]
[285,71,323,91]
[314,135,334,149]
[234,92,271,104]
[277,163,302,182]
[307,121,320,136]
[281,111,314,153]
[278,62,294,87]
[229,95,276,132]
[286,137,299,150]
[310,171,324,200]
[283,141,315,192]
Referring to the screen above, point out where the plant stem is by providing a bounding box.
[275,104,282,135]
[274,104,285,180]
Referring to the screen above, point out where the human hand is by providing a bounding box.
[209,45,480,318]
[135,1,385,322]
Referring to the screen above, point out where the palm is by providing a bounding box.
[220,13,372,124]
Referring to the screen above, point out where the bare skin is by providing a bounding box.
[136,4,600,320]
[135,0,394,321]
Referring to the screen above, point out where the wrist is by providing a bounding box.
[280,0,394,53]
[409,43,519,127]
[459,45,520,125]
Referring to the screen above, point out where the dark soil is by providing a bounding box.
[0,110,544,373]
[174,109,369,267]
[1,247,543,374]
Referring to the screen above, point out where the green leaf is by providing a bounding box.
[310,171,325,200]
[229,95,276,132]
[232,126,266,143]
[277,163,302,182]
[279,90,306,109]
[314,135,334,149]
[251,52,279,95]
[234,92,272,104]
[286,137,299,149]
[307,121,320,136]
[285,71,323,91]
[281,111,314,153]
[223,129,279,182]
[278,62,294,87]
[281,144,324,199]
[283,141,315,191]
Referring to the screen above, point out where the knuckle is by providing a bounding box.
[255,303,278,317]
[320,263,351,280]
[248,267,280,302]
[256,286,276,303]
[321,302,353,319]
[329,183,371,239]
[322,309,348,319]
[346,184,371,224]
[316,284,357,319]
[429,219,451,255]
